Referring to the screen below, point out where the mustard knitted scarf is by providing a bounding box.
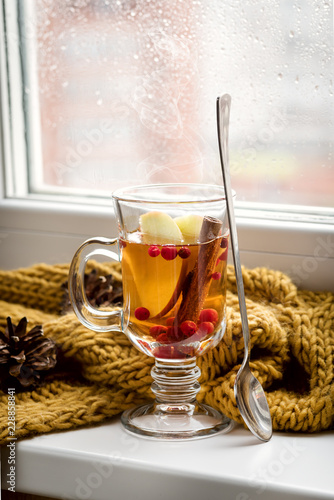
[0,262,333,443]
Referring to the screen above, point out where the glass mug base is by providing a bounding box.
[121,402,233,440]
[121,357,234,440]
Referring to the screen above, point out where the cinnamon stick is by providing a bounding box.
[175,216,222,324]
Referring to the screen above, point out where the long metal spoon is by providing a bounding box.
[217,94,272,442]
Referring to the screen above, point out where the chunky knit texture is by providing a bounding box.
[0,262,333,443]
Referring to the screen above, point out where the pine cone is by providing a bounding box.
[0,317,57,389]
[61,269,123,314]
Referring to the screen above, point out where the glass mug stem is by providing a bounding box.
[151,358,201,405]
[121,357,232,440]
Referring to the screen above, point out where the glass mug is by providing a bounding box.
[69,183,234,439]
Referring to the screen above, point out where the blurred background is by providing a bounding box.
[21,0,334,207]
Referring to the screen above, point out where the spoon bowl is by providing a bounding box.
[234,359,273,441]
[217,94,272,442]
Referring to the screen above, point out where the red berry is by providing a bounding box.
[180,320,197,336]
[211,272,221,280]
[218,249,228,262]
[119,239,127,248]
[161,245,178,260]
[221,237,228,248]
[197,321,214,336]
[178,247,191,259]
[199,308,218,324]
[148,245,160,257]
[156,332,170,343]
[134,307,150,321]
[166,316,176,326]
[150,325,167,338]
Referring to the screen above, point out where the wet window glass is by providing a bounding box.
[13,0,334,207]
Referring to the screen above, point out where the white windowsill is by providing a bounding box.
[1,418,334,500]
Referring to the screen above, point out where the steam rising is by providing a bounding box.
[132,30,214,185]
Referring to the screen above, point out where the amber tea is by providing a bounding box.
[121,213,229,360]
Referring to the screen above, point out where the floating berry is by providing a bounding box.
[218,249,228,262]
[119,239,127,248]
[178,247,191,259]
[166,316,176,326]
[161,245,178,261]
[156,332,171,343]
[148,245,160,257]
[221,237,228,248]
[197,321,214,336]
[211,272,221,280]
[150,325,167,338]
[199,308,218,324]
[134,307,150,321]
[180,321,197,337]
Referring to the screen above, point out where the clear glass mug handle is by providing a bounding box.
[68,237,122,332]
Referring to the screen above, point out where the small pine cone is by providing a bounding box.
[61,269,123,314]
[0,317,57,389]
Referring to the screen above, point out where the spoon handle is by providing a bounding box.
[216,95,250,360]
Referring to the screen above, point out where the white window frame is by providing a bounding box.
[0,0,333,292]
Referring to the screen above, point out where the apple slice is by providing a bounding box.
[140,211,183,244]
[174,214,203,244]
[122,240,187,318]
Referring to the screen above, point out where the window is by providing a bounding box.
[2,0,334,207]
[1,0,333,290]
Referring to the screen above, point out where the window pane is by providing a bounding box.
[22,0,334,207]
